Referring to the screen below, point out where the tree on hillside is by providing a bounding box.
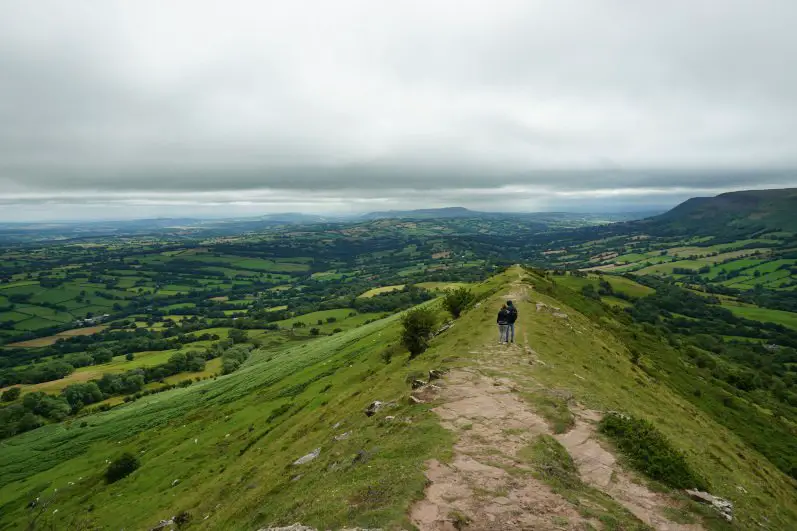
[105,452,140,483]
[598,279,614,296]
[581,284,600,300]
[228,328,248,344]
[1,387,20,402]
[443,287,475,318]
[92,348,114,364]
[401,307,437,359]
[62,382,103,412]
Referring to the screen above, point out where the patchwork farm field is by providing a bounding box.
[722,304,797,330]
[358,285,405,297]
[0,220,495,449]
[8,325,108,347]
[415,281,472,291]
[538,227,796,294]
[553,273,654,299]
[1,197,797,529]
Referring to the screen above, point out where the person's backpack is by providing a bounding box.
[506,306,518,324]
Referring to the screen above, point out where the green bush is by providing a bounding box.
[1,387,20,402]
[519,434,581,490]
[443,287,475,318]
[228,328,249,344]
[105,452,140,483]
[401,307,437,358]
[380,343,402,364]
[221,345,252,375]
[598,413,708,490]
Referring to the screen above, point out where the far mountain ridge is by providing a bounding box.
[361,206,654,222]
[647,187,797,235]
[360,206,476,219]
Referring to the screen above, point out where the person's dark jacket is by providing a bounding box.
[506,305,518,324]
[497,308,509,325]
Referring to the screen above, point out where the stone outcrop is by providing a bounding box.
[686,489,733,522]
[364,401,387,416]
[292,448,320,466]
[257,525,381,531]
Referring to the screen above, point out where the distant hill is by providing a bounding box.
[361,206,477,220]
[257,213,335,223]
[361,207,652,224]
[646,188,797,236]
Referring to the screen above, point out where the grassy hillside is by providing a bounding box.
[1,317,439,529]
[648,188,797,235]
[2,267,796,530]
[721,303,797,330]
[517,271,797,529]
[0,273,508,530]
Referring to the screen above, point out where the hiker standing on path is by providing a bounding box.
[505,300,518,343]
[497,304,510,344]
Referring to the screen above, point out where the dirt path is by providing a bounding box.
[410,279,703,531]
[409,368,594,531]
[557,410,702,531]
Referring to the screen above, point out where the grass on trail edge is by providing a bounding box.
[516,268,797,530]
[598,413,709,491]
[520,390,575,434]
[517,435,653,531]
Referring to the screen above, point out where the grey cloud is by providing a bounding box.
[3,165,795,195]
[1,0,797,220]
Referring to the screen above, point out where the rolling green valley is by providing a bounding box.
[5,5,797,528]
[0,191,796,530]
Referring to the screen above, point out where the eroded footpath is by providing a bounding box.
[410,283,703,531]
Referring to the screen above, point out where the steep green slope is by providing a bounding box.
[2,267,796,530]
[0,323,436,529]
[0,273,509,530]
[519,273,797,528]
[647,188,797,236]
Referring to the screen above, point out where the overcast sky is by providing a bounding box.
[2,1,797,221]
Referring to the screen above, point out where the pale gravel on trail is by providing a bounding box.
[557,410,703,531]
[410,369,592,531]
[410,279,703,531]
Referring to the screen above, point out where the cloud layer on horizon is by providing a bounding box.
[1,0,797,220]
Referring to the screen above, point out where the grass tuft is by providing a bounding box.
[518,434,581,490]
[521,391,575,434]
[598,413,709,491]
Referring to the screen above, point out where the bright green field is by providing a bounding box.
[15,305,74,322]
[358,285,405,298]
[234,258,310,272]
[0,311,33,323]
[415,282,471,291]
[554,274,654,298]
[272,309,383,334]
[4,350,181,396]
[635,260,712,275]
[705,258,764,278]
[310,271,344,281]
[722,304,797,330]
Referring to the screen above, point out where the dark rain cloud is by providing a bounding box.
[1,1,797,220]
